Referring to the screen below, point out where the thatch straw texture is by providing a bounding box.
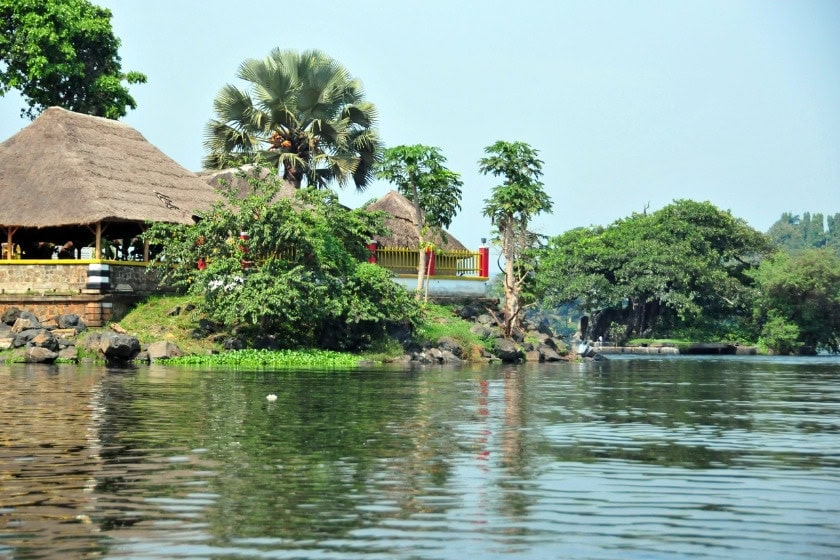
[366,190,467,250]
[0,107,218,228]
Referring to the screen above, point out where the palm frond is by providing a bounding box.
[203,48,382,190]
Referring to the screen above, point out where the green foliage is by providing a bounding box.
[767,212,840,257]
[163,348,360,368]
[203,48,382,191]
[144,166,420,351]
[413,304,491,355]
[375,144,463,296]
[757,314,801,355]
[0,0,146,119]
[538,200,772,340]
[116,294,222,355]
[376,145,463,230]
[750,248,840,354]
[479,140,553,336]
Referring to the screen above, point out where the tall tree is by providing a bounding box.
[538,200,772,342]
[750,248,840,354]
[766,211,840,256]
[479,141,553,337]
[0,0,146,119]
[375,145,463,298]
[203,48,382,192]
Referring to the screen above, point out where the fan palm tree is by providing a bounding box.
[203,48,382,191]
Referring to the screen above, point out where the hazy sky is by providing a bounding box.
[1,0,838,249]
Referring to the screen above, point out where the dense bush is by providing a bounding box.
[145,166,420,351]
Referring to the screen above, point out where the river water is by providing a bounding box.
[1,355,838,559]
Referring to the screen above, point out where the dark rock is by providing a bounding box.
[475,313,496,326]
[57,314,85,331]
[439,350,463,363]
[535,317,555,337]
[436,336,464,358]
[456,302,487,321]
[192,318,222,339]
[183,303,196,313]
[20,310,39,322]
[12,316,41,333]
[166,306,181,317]
[14,328,47,348]
[25,346,58,363]
[30,331,59,352]
[222,337,245,351]
[1,306,21,326]
[469,324,494,338]
[492,337,524,363]
[539,345,564,362]
[99,332,141,363]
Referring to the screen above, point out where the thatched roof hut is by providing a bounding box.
[0,107,219,259]
[366,190,467,250]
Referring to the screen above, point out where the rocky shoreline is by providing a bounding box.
[0,307,182,366]
[0,302,595,366]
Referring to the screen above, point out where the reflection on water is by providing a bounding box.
[1,356,838,559]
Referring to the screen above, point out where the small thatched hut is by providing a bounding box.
[366,190,467,250]
[0,107,218,260]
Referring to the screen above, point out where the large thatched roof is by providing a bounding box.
[0,107,218,228]
[366,190,467,250]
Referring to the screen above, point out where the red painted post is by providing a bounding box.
[368,240,378,263]
[240,231,252,269]
[479,247,490,278]
[425,249,435,276]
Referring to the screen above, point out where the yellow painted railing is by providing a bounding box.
[373,247,487,279]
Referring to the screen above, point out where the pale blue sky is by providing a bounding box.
[1,0,838,249]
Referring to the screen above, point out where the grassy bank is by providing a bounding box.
[116,294,489,365]
[1,294,491,366]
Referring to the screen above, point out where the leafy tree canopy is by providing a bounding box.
[767,212,840,257]
[0,0,146,119]
[537,200,772,341]
[750,248,840,354]
[479,140,553,336]
[376,144,463,231]
[203,48,382,192]
[145,167,420,350]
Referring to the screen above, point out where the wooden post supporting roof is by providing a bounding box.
[3,226,18,260]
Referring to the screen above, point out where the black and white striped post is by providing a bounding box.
[85,263,111,293]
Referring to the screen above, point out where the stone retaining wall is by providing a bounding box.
[0,262,161,327]
[0,294,141,327]
[0,263,88,293]
[0,262,163,295]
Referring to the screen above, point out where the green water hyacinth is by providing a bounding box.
[163,349,360,368]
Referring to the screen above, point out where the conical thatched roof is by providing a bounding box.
[0,107,218,228]
[199,164,298,201]
[366,190,467,250]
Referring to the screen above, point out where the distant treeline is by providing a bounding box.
[767,212,840,256]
